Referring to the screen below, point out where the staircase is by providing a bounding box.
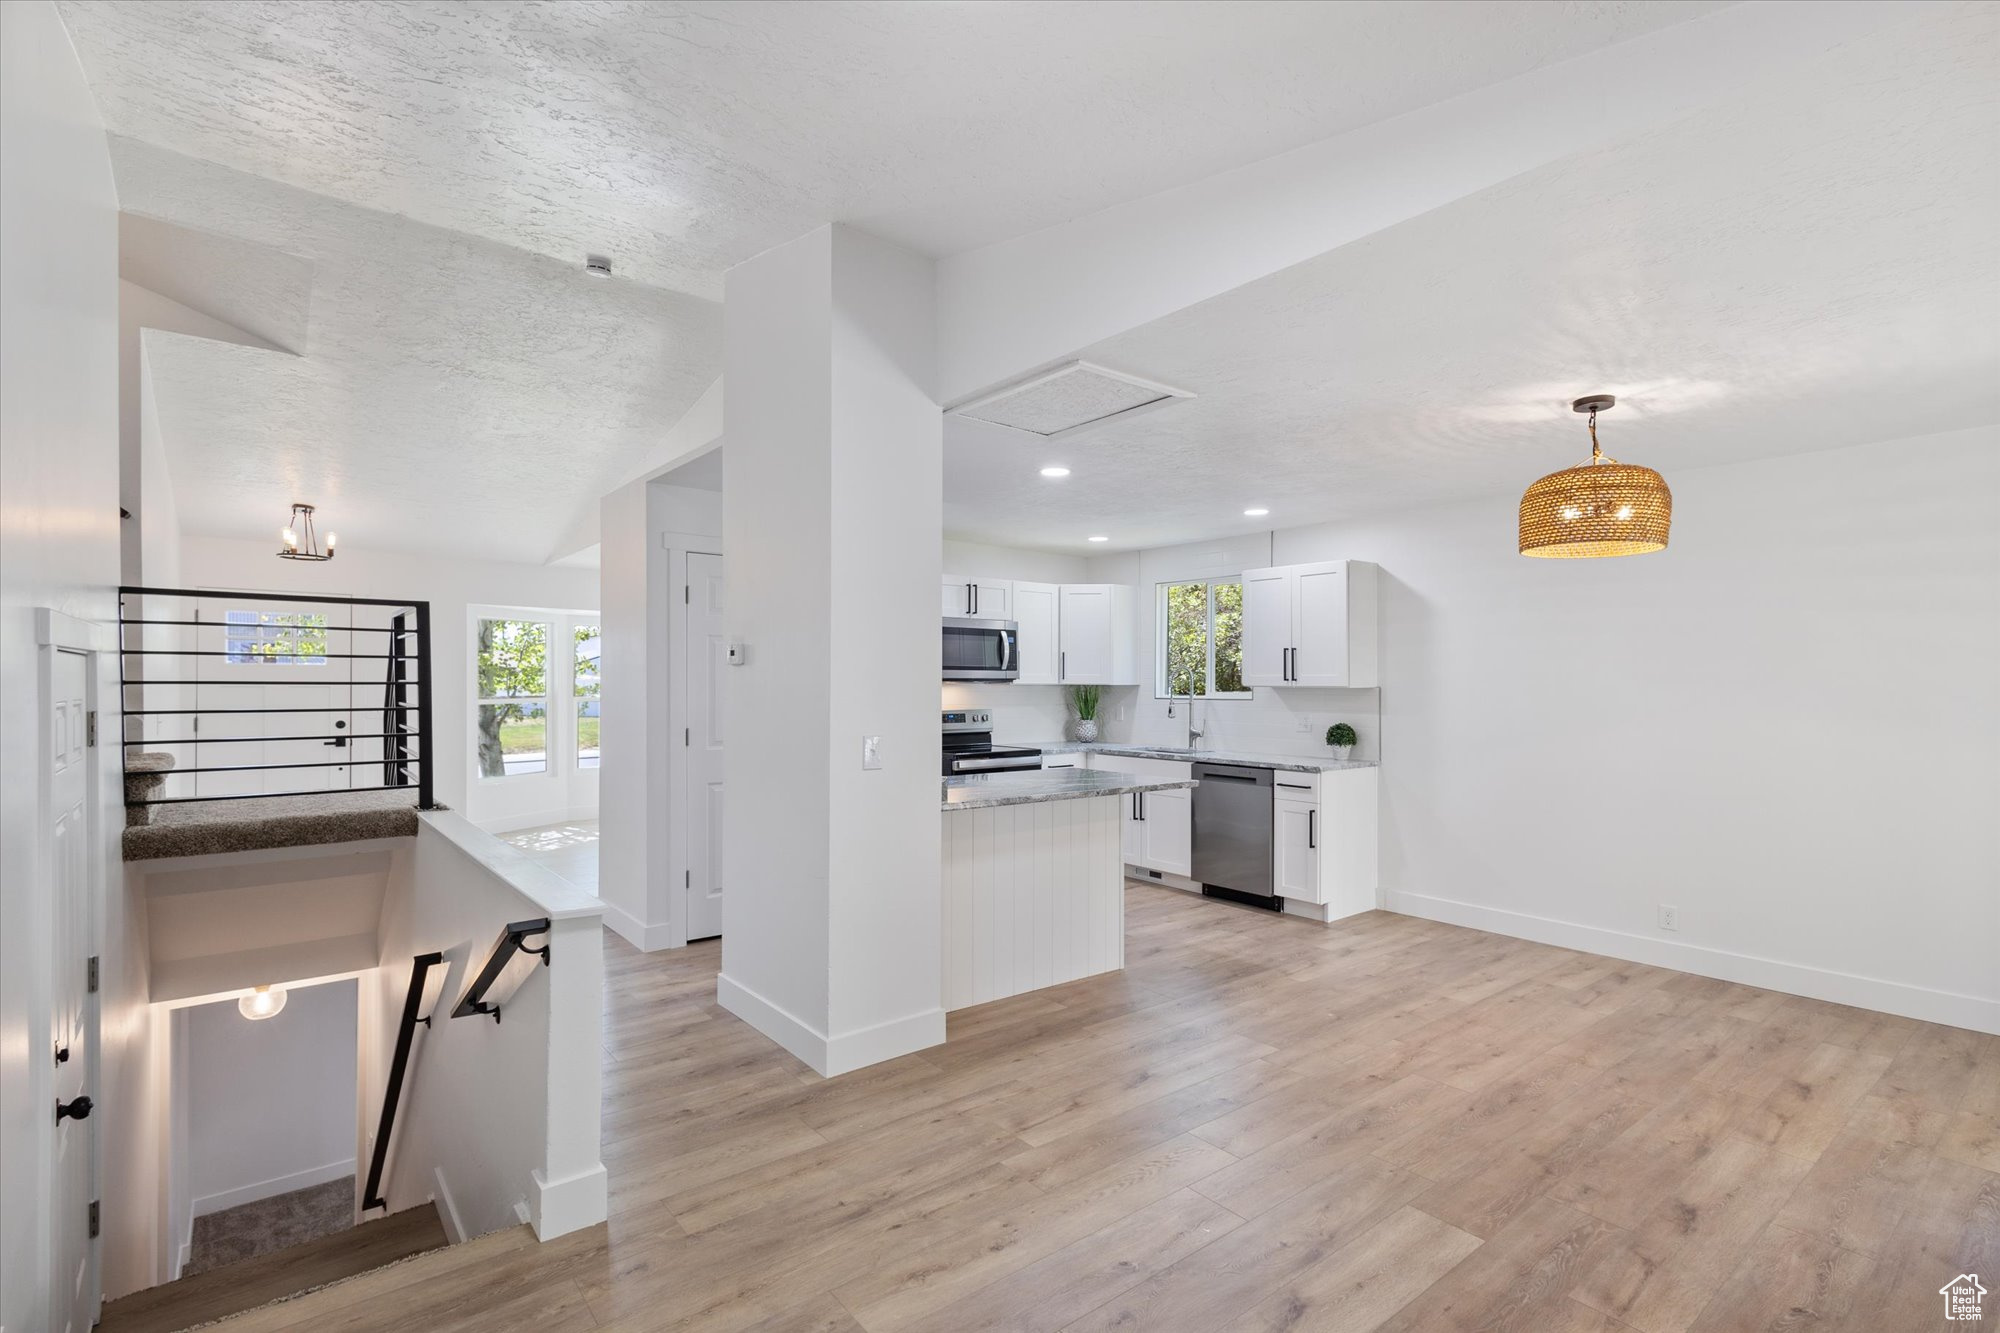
[96,1203,448,1333]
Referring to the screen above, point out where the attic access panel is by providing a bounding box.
[949,361,1194,440]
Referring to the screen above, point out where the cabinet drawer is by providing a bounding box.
[1272,774,1319,800]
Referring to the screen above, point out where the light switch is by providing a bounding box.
[862,736,882,770]
[727,641,748,666]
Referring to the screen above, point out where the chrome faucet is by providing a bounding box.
[1181,689,1204,751]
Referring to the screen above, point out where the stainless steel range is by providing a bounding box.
[941,710,1042,776]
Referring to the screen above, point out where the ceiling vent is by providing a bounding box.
[949,361,1193,440]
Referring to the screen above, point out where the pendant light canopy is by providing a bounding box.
[1518,396,1672,559]
[278,502,337,562]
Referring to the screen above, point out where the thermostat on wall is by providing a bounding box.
[727,642,748,666]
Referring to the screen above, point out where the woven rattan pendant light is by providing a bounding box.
[1519,395,1672,558]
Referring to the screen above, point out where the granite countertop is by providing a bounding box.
[1025,741,1378,774]
[942,768,1198,812]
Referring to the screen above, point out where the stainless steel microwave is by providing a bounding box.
[942,617,1018,682]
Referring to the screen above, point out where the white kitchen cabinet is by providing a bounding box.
[1239,560,1378,688]
[1057,584,1137,685]
[1273,792,1318,899]
[1086,753,1191,875]
[942,575,1011,620]
[1139,783,1192,878]
[1270,767,1379,920]
[1012,581,1061,685]
[1039,754,1080,770]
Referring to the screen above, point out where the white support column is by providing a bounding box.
[718,224,944,1077]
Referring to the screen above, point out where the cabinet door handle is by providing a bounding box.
[1059,651,1066,681]
[1308,809,1316,849]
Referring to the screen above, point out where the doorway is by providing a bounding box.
[685,552,725,941]
[49,644,99,1333]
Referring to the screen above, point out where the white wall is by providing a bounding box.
[177,537,598,821]
[940,539,1088,743]
[0,3,126,1322]
[1271,426,1996,1031]
[598,476,721,949]
[183,980,357,1229]
[720,224,944,1076]
[373,815,605,1240]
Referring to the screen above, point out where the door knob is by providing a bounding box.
[53,1045,69,1065]
[56,1095,93,1123]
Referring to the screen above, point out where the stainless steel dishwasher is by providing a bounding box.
[1191,762,1278,909]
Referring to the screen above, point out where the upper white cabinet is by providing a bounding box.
[1057,584,1137,685]
[1012,581,1061,685]
[1240,560,1378,688]
[942,576,1011,620]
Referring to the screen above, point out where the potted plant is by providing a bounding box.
[1070,684,1101,743]
[1325,722,1357,760]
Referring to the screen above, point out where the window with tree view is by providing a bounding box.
[477,619,549,777]
[224,610,328,665]
[574,623,600,770]
[1160,579,1246,698]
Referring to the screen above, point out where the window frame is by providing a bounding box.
[473,614,555,782]
[1155,577,1252,701]
[222,608,329,666]
[572,621,601,772]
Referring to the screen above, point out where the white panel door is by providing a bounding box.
[940,577,971,617]
[50,648,97,1333]
[1239,566,1293,687]
[1057,585,1113,683]
[686,553,726,941]
[1274,797,1319,901]
[1139,785,1192,878]
[194,604,354,796]
[1292,562,1352,688]
[970,579,1011,620]
[1012,582,1060,685]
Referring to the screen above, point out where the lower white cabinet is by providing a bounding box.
[1086,754,1192,876]
[1269,768,1379,920]
[1139,783,1192,878]
[1273,792,1318,899]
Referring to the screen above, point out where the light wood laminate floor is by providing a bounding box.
[217,883,1997,1333]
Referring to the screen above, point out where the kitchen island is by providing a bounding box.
[940,768,1196,1011]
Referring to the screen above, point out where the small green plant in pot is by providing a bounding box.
[1325,722,1358,760]
[1070,684,1101,743]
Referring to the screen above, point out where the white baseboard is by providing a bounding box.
[192,1158,356,1218]
[1389,890,2000,1035]
[826,1006,946,1077]
[430,1164,466,1244]
[716,973,943,1077]
[531,1162,608,1240]
[601,900,677,952]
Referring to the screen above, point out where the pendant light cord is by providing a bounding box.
[1588,407,1602,463]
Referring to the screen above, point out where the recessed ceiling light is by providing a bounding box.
[1243,507,1270,517]
[1087,535,1109,543]
[1040,466,1070,478]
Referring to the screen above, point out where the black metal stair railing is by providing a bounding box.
[117,586,436,810]
[363,950,444,1213]
[452,919,552,1023]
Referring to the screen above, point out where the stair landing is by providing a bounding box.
[97,1202,448,1333]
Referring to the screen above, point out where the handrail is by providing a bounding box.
[117,586,435,810]
[363,950,444,1213]
[452,918,551,1023]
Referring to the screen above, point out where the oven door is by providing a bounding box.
[943,617,1018,681]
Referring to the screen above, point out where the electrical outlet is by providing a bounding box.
[1657,904,1679,932]
[862,736,881,770]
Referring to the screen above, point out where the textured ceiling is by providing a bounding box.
[114,139,722,560]
[59,0,1722,298]
[945,2,2000,552]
